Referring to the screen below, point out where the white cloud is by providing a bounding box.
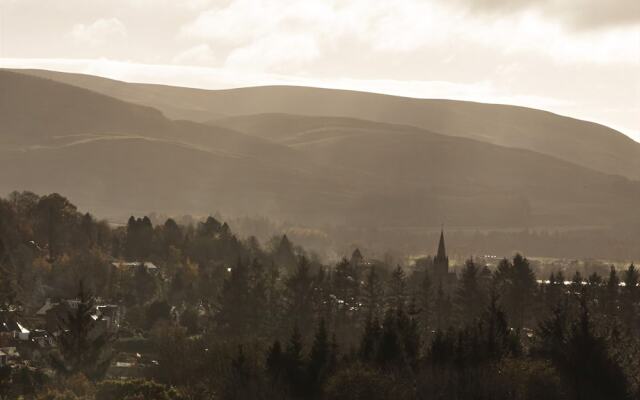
[71,18,128,46]
[178,0,639,72]
[224,33,321,71]
[173,44,217,65]
[450,0,640,31]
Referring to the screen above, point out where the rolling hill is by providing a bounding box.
[11,68,640,181]
[0,70,355,222]
[1,69,639,229]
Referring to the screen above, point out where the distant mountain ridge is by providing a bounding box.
[10,68,640,181]
[1,69,639,229]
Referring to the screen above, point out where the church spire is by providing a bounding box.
[432,227,450,282]
[436,227,446,261]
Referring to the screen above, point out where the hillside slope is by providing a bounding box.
[214,113,640,227]
[0,70,353,221]
[12,68,640,181]
[2,70,639,228]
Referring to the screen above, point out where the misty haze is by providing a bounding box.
[0,1,639,399]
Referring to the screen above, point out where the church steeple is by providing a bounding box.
[433,228,449,277]
[436,228,446,261]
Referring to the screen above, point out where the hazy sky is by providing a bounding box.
[1,0,639,141]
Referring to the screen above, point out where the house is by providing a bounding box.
[111,261,158,274]
[18,329,55,364]
[36,299,80,333]
[15,322,30,341]
[95,304,122,333]
[0,311,30,343]
[35,298,122,335]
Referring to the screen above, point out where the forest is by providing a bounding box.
[0,191,638,400]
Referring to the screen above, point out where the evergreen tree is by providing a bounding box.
[285,256,315,338]
[284,324,306,397]
[482,290,519,360]
[332,258,360,342]
[266,340,285,384]
[455,259,486,326]
[621,264,639,331]
[359,315,381,362]
[397,305,421,370]
[361,265,384,319]
[565,301,630,399]
[493,254,537,329]
[216,259,251,336]
[275,234,297,272]
[604,266,620,318]
[376,309,404,369]
[50,283,114,380]
[308,318,331,395]
[418,269,432,336]
[387,265,407,310]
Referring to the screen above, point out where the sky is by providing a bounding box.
[1,0,639,142]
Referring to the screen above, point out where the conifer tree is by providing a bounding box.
[361,266,384,319]
[284,324,306,396]
[455,259,486,326]
[216,258,251,336]
[359,315,381,362]
[308,318,331,395]
[50,283,114,380]
[604,266,620,318]
[387,265,407,310]
[621,264,639,330]
[266,339,285,385]
[286,256,315,337]
[494,254,537,329]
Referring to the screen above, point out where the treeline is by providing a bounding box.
[0,191,639,399]
[147,213,640,263]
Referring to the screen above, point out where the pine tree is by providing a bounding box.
[359,315,381,362]
[308,318,330,395]
[361,266,384,319]
[332,258,360,342]
[565,300,630,399]
[216,259,251,336]
[419,269,432,327]
[387,265,407,310]
[621,264,639,331]
[284,324,306,396]
[482,290,519,359]
[266,339,285,384]
[375,309,404,369]
[493,254,537,329]
[397,305,421,370]
[604,266,620,318]
[455,259,486,326]
[50,282,114,380]
[275,234,297,272]
[285,256,315,337]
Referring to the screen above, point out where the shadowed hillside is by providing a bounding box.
[12,68,640,181]
[1,70,639,229]
[215,113,640,227]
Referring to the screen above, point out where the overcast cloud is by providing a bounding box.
[0,0,638,141]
